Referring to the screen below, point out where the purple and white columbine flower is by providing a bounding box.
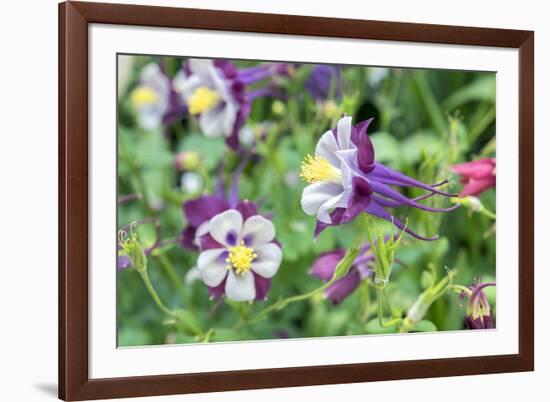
[175,59,290,150]
[459,281,496,329]
[300,115,458,240]
[130,63,185,130]
[310,246,374,304]
[196,209,282,302]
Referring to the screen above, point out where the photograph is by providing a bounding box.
[116,54,497,347]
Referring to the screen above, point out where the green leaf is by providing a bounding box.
[411,320,438,332]
[366,319,399,334]
[401,132,441,165]
[369,132,401,167]
[178,133,226,170]
[443,75,496,111]
[173,309,202,335]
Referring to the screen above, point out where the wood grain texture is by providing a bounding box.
[58,1,534,400]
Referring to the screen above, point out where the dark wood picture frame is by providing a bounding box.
[59,1,534,400]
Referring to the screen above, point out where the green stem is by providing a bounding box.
[359,281,371,321]
[376,288,402,328]
[137,269,201,336]
[479,205,496,220]
[468,105,496,144]
[413,71,447,137]
[157,253,184,291]
[138,269,175,318]
[250,279,334,324]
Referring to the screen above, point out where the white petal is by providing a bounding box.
[301,182,344,216]
[209,210,243,247]
[318,191,350,224]
[199,107,226,137]
[225,270,256,301]
[315,130,341,166]
[197,248,228,287]
[221,99,238,137]
[199,100,238,138]
[241,215,276,247]
[188,59,217,86]
[193,220,211,247]
[195,221,210,238]
[337,115,353,150]
[335,150,359,191]
[137,106,162,130]
[177,74,203,101]
[184,266,202,285]
[251,243,282,278]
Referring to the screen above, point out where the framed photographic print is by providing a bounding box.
[59,1,534,400]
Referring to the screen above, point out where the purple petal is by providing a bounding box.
[371,191,441,208]
[309,250,346,281]
[355,260,374,279]
[226,102,251,151]
[117,255,132,271]
[465,313,493,329]
[214,162,226,199]
[305,65,342,100]
[342,176,373,222]
[180,226,199,251]
[324,269,361,304]
[365,201,438,241]
[229,155,251,207]
[225,231,238,246]
[235,200,259,221]
[237,65,271,85]
[369,163,456,197]
[350,119,376,174]
[213,59,238,79]
[253,272,272,301]
[199,233,224,250]
[183,195,229,227]
[208,279,226,300]
[369,180,459,213]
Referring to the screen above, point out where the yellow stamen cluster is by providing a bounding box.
[130,86,159,107]
[300,154,342,184]
[226,241,258,275]
[188,86,220,115]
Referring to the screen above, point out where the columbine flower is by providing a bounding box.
[459,281,495,329]
[175,59,290,149]
[196,209,282,301]
[450,158,496,197]
[310,246,374,304]
[300,115,458,239]
[129,63,184,130]
[305,65,343,101]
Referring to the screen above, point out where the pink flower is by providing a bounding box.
[451,158,496,197]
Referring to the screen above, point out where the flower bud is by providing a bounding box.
[462,282,495,329]
[118,223,147,272]
[271,100,286,116]
[180,172,204,194]
[174,151,200,171]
